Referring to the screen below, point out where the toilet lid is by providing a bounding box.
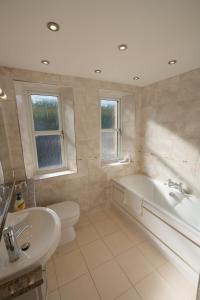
[48,201,80,221]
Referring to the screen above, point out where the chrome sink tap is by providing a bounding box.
[168,179,183,193]
[3,225,21,262]
[3,223,30,262]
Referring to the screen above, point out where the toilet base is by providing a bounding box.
[60,226,76,245]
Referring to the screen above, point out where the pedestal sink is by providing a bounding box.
[0,207,61,283]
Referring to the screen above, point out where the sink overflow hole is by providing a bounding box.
[21,242,30,251]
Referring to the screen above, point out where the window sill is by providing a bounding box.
[101,159,131,168]
[34,169,77,180]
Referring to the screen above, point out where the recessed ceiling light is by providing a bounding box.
[41,59,50,65]
[94,69,102,74]
[133,76,140,80]
[0,93,7,100]
[168,59,177,65]
[47,21,60,32]
[0,88,7,100]
[118,44,128,51]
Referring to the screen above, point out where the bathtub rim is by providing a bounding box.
[111,174,200,247]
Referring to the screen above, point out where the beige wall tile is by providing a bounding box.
[0,66,138,210]
[139,68,200,196]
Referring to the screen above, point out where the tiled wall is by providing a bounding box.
[139,68,200,196]
[0,67,141,210]
[0,74,26,181]
[1,66,200,207]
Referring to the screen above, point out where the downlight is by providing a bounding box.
[118,44,128,51]
[168,59,177,65]
[0,88,7,100]
[41,59,50,65]
[47,22,60,32]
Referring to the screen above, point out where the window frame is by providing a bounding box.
[100,98,121,163]
[27,90,67,174]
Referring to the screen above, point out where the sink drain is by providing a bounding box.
[21,242,30,251]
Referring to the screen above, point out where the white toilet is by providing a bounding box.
[48,201,80,245]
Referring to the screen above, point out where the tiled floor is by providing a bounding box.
[47,207,197,300]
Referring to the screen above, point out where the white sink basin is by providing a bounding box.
[0,207,61,283]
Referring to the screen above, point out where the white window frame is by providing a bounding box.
[100,98,121,163]
[27,90,67,175]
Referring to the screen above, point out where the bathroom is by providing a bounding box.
[0,0,200,299]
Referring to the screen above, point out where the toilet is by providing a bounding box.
[48,201,80,245]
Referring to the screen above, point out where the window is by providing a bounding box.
[29,93,66,171]
[15,82,77,179]
[100,99,121,161]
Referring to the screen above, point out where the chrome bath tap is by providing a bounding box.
[168,179,183,193]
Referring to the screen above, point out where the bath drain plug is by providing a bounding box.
[21,242,30,251]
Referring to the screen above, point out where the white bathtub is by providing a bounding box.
[112,174,200,276]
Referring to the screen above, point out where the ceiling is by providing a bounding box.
[0,0,200,86]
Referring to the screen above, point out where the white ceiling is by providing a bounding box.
[0,0,200,86]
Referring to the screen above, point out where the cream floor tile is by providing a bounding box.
[103,231,134,256]
[54,240,78,257]
[104,208,120,219]
[116,247,154,284]
[122,226,146,245]
[91,260,131,300]
[135,271,177,300]
[137,241,167,268]
[47,260,58,293]
[54,249,88,286]
[59,273,100,300]
[47,290,60,300]
[158,263,196,300]
[106,208,141,230]
[87,208,108,223]
[76,214,91,228]
[94,219,120,237]
[111,216,128,229]
[76,224,99,246]
[81,239,112,270]
[116,288,141,300]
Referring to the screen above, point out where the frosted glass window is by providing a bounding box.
[101,132,118,160]
[29,92,65,171]
[36,135,62,168]
[101,99,120,161]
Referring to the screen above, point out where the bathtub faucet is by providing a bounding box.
[168,179,183,193]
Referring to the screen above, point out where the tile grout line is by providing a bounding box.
[107,208,194,298]
[52,248,89,294]
[49,208,194,300]
[79,242,103,300]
